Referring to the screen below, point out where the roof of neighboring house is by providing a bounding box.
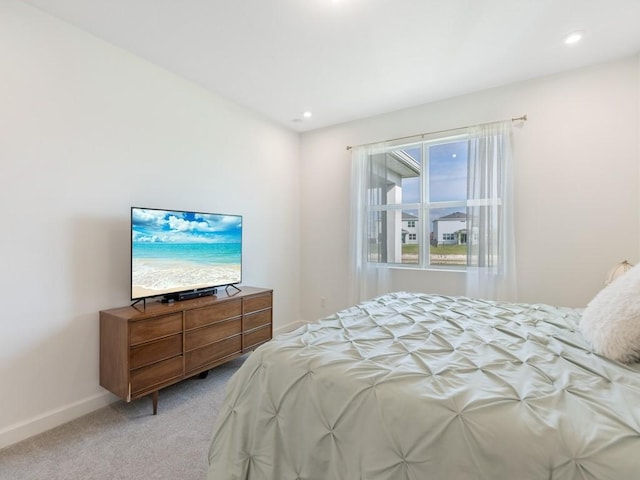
[435,211,466,221]
[402,211,419,221]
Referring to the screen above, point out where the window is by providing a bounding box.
[350,119,516,303]
[366,134,470,267]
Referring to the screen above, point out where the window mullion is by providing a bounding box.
[421,142,429,268]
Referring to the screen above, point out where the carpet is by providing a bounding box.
[0,355,247,480]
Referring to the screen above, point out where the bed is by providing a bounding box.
[207,291,640,479]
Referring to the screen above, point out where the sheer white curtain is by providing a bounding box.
[465,121,517,301]
[348,142,390,305]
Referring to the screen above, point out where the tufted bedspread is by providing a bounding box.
[207,292,640,479]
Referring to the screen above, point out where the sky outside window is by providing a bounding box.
[429,141,468,202]
[398,141,468,223]
[398,141,468,204]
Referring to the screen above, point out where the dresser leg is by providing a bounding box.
[152,391,158,415]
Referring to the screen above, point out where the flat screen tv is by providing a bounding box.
[131,207,242,302]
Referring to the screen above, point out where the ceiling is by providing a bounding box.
[21,0,640,132]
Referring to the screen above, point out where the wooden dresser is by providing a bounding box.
[99,286,272,413]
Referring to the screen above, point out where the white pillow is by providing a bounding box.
[580,262,640,363]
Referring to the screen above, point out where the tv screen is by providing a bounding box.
[131,207,242,301]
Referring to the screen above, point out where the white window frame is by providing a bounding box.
[367,133,469,269]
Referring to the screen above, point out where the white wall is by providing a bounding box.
[0,1,301,448]
[300,55,640,322]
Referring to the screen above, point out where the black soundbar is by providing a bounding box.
[161,287,217,303]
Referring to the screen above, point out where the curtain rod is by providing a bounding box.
[345,115,527,151]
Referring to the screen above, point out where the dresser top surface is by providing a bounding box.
[100,286,272,321]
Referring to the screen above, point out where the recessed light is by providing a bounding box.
[303,111,313,118]
[564,31,583,45]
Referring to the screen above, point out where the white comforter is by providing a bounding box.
[208,292,640,479]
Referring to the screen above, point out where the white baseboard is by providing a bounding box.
[0,391,117,451]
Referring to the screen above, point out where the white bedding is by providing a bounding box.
[208,292,640,479]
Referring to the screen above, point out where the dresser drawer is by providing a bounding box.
[130,334,182,369]
[244,309,271,331]
[185,318,241,351]
[130,355,183,395]
[185,300,241,330]
[244,324,271,351]
[185,335,242,373]
[130,313,182,345]
[243,293,272,314]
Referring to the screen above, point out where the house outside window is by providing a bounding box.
[433,212,467,245]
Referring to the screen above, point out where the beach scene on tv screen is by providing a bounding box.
[131,208,242,299]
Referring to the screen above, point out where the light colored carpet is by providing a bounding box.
[0,355,246,480]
